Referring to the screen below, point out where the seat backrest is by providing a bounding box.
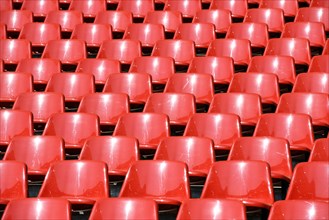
[210,0,248,18]
[21,0,59,17]
[259,0,298,17]
[117,0,154,18]
[292,73,329,94]
[164,0,202,19]
[94,11,132,33]
[0,10,33,32]
[144,11,182,33]
[308,55,329,73]
[68,0,106,18]
[309,138,329,162]
[193,9,231,34]
[45,10,83,32]
[295,7,329,32]
[71,23,112,47]
[0,39,31,64]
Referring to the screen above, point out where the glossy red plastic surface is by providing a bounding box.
[164,0,201,19]
[295,7,329,31]
[21,0,58,17]
[45,10,83,33]
[193,9,231,34]
[117,0,154,18]
[0,39,31,64]
[308,55,329,73]
[310,0,329,7]
[0,10,32,32]
[259,0,298,17]
[0,24,6,39]
[309,138,329,162]
[0,0,12,11]
[292,73,329,94]
[323,39,329,55]
[144,11,182,33]
[71,23,112,47]
[94,11,132,33]
[69,0,106,18]
[210,0,247,18]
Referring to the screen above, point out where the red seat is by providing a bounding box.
[323,39,329,55]
[268,200,329,220]
[308,55,329,73]
[0,161,27,205]
[97,39,141,65]
[201,161,274,209]
[164,73,214,104]
[116,0,154,19]
[184,113,241,151]
[42,112,100,149]
[152,39,195,66]
[254,113,314,152]
[144,11,182,34]
[209,93,262,126]
[94,11,132,33]
[276,93,329,127]
[0,0,12,11]
[210,0,248,19]
[119,160,190,205]
[45,73,95,103]
[206,39,251,66]
[42,39,86,65]
[226,22,269,48]
[78,93,129,126]
[310,0,329,7]
[68,0,106,18]
[21,0,59,18]
[38,160,109,205]
[79,136,139,176]
[164,0,201,19]
[228,137,292,181]
[45,10,83,33]
[193,9,232,35]
[123,23,164,48]
[244,8,285,33]
[286,162,329,201]
[228,73,280,105]
[292,72,329,94]
[259,0,298,17]
[2,198,71,220]
[247,55,296,85]
[0,60,3,71]
[0,10,33,32]
[144,93,196,126]
[0,23,7,39]
[71,23,112,48]
[309,138,329,162]
[282,22,326,47]
[295,7,329,32]
[154,136,215,177]
[177,199,246,220]
[89,198,158,220]
[0,39,31,65]
[264,38,311,65]
[103,73,152,105]
[4,136,64,176]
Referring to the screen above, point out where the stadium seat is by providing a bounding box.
[0,0,12,11]
[116,0,154,19]
[276,93,329,127]
[144,11,182,34]
[201,161,274,209]
[247,55,296,85]
[144,93,196,126]
[177,199,246,220]
[0,10,33,32]
[308,138,329,162]
[292,72,329,94]
[264,38,311,65]
[68,0,106,18]
[0,161,27,205]
[42,112,100,149]
[210,0,248,19]
[308,55,329,73]
[97,39,141,65]
[103,73,152,105]
[254,113,314,152]
[21,0,59,18]
[4,136,64,176]
[206,39,251,66]
[184,113,241,151]
[208,93,262,126]
[79,136,139,176]
[295,7,329,32]
[154,136,215,177]
[2,198,71,220]
[268,200,329,220]
[78,93,129,126]
[94,11,132,34]
[119,160,190,205]
[0,60,3,71]
[259,0,298,17]
[38,160,109,204]
[164,0,201,20]
[0,24,6,39]
[45,10,83,33]
[228,137,292,182]
[42,39,86,65]
[286,162,329,201]
[89,198,158,220]
[228,73,280,105]
[0,39,31,65]
[323,39,329,55]
[310,0,329,7]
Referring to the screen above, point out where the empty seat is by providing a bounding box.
[292,72,329,94]
[226,22,268,48]
[97,39,141,65]
[94,11,132,33]
[228,72,280,105]
[0,161,27,205]
[210,0,248,19]
[38,160,109,204]
[144,93,196,126]
[45,10,83,33]
[119,160,190,205]
[286,162,329,201]
[103,73,152,105]
[42,112,100,149]
[12,92,64,124]
[310,0,329,7]
[228,137,292,181]
[276,93,329,127]
[144,11,182,34]
[268,200,329,220]
[209,93,262,126]
[164,0,201,19]
[116,0,154,19]
[308,55,329,73]
[206,39,251,66]
[42,39,86,65]
[0,10,33,32]
[244,8,285,33]
[254,113,314,152]
[295,7,329,32]
[89,198,158,220]
[0,39,31,64]
[259,0,298,17]
[201,161,274,209]
[69,0,106,18]
[78,93,129,126]
[264,38,311,65]
[154,136,215,177]
[184,113,241,151]
[0,0,12,11]
[79,136,139,176]
[177,199,246,220]
[4,136,65,176]
[309,138,329,162]
[21,0,59,18]
[164,73,214,105]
